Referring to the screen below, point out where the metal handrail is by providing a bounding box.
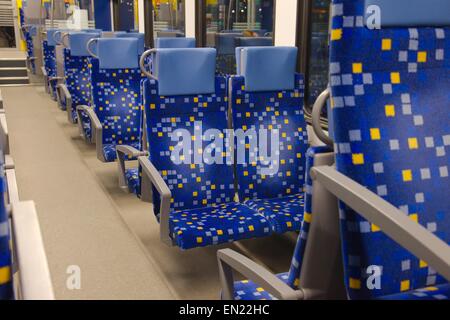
[139,48,157,80]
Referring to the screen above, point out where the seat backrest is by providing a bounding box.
[329,0,450,299]
[155,37,196,49]
[116,32,146,54]
[0,172,13,300]
[64,32,101,107]
[42,40,56,78]
[143,48,233,213]
[231,47,309,201]
[90,38,143,149]
[235,37,273,48]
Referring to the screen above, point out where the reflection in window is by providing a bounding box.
[307,0,330,109]
[47,0,96,30]
[153,0,186,38]
[206,0,274,75]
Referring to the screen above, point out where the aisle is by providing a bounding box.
[2,85,175,300]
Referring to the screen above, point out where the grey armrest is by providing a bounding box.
[76,106,103,157]
[55,83,71,113]
[41,67,49,94]
[5,168,19,206]
[11,201,55,300]
[138,156,173,246]
[116,145,148,191]
[217,249,304,300]
[311,166,450,282]
[0,113,9,154]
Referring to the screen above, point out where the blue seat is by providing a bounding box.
[138,48,271,249]
[0,173,13,300]
[327,0,450,300]
[22,24,37,74]
[81,37,144,163]
[57,31,101,125]
[231,47,310,233]
[155,37,196,48]
[42,28,68,99]
[235,37,273,47]
[219,146,335,300]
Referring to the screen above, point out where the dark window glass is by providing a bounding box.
[307,0,330,108]
[205,0,274,75]
[153,0,186,38]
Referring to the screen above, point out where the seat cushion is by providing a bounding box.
[125,168,140,195]
[102,142,141,162]
[170,203,271,250]
[244,194,304,233]
[379,284,450,300]
[234,272,289,300]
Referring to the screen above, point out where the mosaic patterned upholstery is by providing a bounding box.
[64,48,92,118]
[379,284,450,300]
[234,273,289,300]
[143,77,271,249]
[244,195,304,234]
[24,29,35,74]
[0,176,13,300]
[329,0,450,300]
[90,59,144,162]
[285,146,332,289]
[232,147,332,300]
[125,168,140,195]
[171,203,270,250]
[102,142,141,163]
[43,40,57,96]
[231,74,309,233]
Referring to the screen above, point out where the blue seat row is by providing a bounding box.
[113,46,332,250]
[217,0,450,301]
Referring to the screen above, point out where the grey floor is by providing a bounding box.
[3,84,297,300]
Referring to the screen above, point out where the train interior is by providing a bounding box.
[0,0,448,302]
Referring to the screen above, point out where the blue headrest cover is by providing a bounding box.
[69,32,101,56]
[364,0,450,27]
[97,38,139,69]
[237,47,298,92]
[29,25,37,37]
[111,31,128,37]
[116,33,145,54]
[237,37,273,47]
[46,28,67,46]
[155,37,196,49]
[216,33,241,55]
[154,48,216,96]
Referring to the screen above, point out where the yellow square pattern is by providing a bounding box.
[382,38,392,51]
[352,153,365,165]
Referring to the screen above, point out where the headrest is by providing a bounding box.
[364,0,450,27]
[155,37,196,49]
[46,28,68,46]
[236,37,273,48]
[29,25,37,37]
[82,28,103,32]
[216,33,241,55]
[101,31,127,38]
[237,47,298,92]
[153,48,216,96]
[116,33,145,54]
[97,38,139,69]
[69,32,101,56]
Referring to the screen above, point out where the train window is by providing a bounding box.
[153,0,186,38]
[48,0,96,30]
[205,0,275,75]
[306,0,330,109]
